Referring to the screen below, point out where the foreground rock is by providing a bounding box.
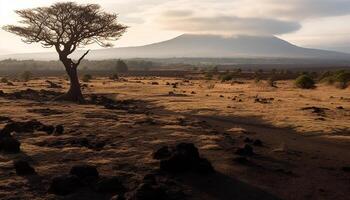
[0,135,21,153]
[49,175,81,195]
[14,160,36,176]
[126,173,185,200]
[69,164,99,180]
[95,176,126,194]
[154,143,214,174]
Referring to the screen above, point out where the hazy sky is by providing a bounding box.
[1,0,350,54]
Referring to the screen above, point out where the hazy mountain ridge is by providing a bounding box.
[1,34,349,61]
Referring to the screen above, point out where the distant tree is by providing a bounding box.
[116,59,128,73]
[3,2,127,103]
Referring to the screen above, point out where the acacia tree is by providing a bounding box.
[3,2,127,103]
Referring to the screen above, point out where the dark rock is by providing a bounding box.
[244,137,253,143]
[70,165,99,180]
[342,166,350,172]
[37,125,55,134]
[55,125,64,134]
[95,176,126,194]
[129,183,167,200]
[0,116,11,122]
[233,156,248,164]
[0,136,21,153]
[158,143,214,174]
[196,158,215,174]
[153,146,172,160]
[49,175,81,195]
[235,144,254,156]
[1,120,43,135]
[13,160,36,176]
[336,106,344,110]
[253,139,263,146]
[27,108,64,116]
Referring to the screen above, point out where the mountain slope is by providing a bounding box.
[1,34,349,60]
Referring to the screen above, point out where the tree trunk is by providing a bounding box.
[65,66,85,103]
[54,59,85,103]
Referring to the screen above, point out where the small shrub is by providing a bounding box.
[1,77,8,83]
[82,74,93,82]
[221,73,234,82]
[334,71,350,89]
[295,75,315,89]
[21,71,32,82]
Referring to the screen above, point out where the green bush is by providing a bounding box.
[221,73,234,82]
[334,71,350,89]
[82,74,93,82]
[295,75,315,89]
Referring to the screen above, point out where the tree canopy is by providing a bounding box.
[3,2,127,61]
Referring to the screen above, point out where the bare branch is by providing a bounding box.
[75,50,90,67]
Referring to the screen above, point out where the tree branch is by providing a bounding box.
[75,50,90,67]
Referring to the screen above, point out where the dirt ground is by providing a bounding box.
[0,76,349,200]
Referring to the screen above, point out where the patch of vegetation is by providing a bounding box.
[320,70,350,89]
[220,73,235,82]
[82,74,93,82]
[295,75,315,89]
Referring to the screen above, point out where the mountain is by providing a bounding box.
[1,34,350,60]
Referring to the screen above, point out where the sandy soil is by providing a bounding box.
[0,77,349,200]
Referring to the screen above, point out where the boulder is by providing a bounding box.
[235,144,254,156]
[157,143,214,174]
[153,146,172,160]
[49,175,81,195]
[95,176,126,194]
[13,160,36,176]
[69,165,99,180]
[0,136,21,153]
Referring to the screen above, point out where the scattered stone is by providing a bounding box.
[70,165,99,180]
[1,120,43,135]
[49,175,81,195]
[157,143,214,174]
[336,106,344,110]
[95,176,126,194]
[235,144,254,156]
[151,82,159,85]
[13,160,36,176]
[301,106,329,116]
[191,91,196,94]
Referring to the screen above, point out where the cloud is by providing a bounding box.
[157,13,301,35]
